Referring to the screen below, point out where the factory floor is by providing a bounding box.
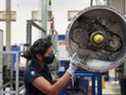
[102,80,121,95]
[15,81,123,95]
[2,80,121,95]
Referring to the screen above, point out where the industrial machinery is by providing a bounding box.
[66,6,126,72]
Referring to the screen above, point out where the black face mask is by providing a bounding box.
[44,53,55,64]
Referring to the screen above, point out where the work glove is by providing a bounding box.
[66,53,81,77]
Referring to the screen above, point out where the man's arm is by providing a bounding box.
[32,53,78,95]
[32,72,71,95]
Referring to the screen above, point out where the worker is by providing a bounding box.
[22,37,79,95]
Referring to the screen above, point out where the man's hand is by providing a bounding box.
[70,52,81,65]
[66,53,80,77]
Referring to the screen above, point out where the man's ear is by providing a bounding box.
[36,54,43,61]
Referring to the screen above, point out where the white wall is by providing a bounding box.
[52,0,90,34]
[0,0,90,45]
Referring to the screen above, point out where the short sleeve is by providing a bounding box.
[26,68,41,83]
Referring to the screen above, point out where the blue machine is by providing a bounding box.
[11,45,20,65]
[58,60,102,95]
[3,45,20,69]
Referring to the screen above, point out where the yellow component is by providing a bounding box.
[93,33,104,44]
[102,79,106,89]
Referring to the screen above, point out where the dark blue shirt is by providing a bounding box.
[24,59,52,95]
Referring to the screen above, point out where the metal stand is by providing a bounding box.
[0,51,24,95]
[75,70,102,95]
[26,20,46,46]
[58,69,102,95]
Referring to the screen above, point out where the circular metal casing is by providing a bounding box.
[66,6,126,72]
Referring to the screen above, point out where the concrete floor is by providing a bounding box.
[102,81,121,95]
[3,80,121,95]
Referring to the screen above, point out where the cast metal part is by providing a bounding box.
[66,6,126,72]
[90,32,105,47]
